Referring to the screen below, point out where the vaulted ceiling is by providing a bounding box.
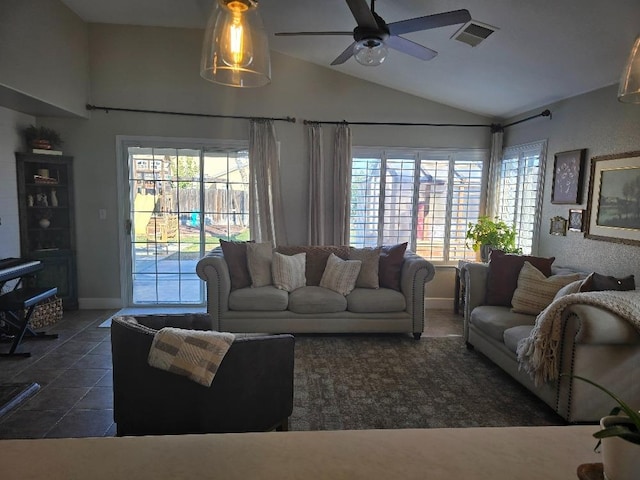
[59,0,640,119]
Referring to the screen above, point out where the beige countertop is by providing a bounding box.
[0,425,601,479]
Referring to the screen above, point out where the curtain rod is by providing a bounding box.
[304,109,552,131]
[85,104,296,123]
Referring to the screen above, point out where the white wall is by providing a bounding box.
[504,85,640,279]
[34,23,491,307]
[0,0,89,118]
[0,106,35,259]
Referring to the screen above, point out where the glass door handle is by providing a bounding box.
[125,219,132,235]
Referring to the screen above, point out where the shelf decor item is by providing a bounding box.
[551,149,586,204]
[22,125,63,152]
[585,151,640,246]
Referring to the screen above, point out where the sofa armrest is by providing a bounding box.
[400,252,436,334]
[196,247,231,329]
[462,262,489,342]
[566,304,640,345]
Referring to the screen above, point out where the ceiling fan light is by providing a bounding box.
[353,38,388,66]
[618,34,640,103]
[200,0,271,88]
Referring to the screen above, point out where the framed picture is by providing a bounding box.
[550,216,567,236]
[568,209,584,232]
[585,151,640,246]
[551,149,586,204]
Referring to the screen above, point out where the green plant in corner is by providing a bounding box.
[23,125,63,150]
[565,374,640,446]
[465,216,521,256]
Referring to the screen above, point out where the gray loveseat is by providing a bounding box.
[196,245,435,339]
[463,260,640,422]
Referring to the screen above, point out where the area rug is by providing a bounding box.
[289,334,567,431]
[0,383,40,418]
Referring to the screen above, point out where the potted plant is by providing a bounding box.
[568,375,640,480]
[465,216,521,261]
[23,125,63,151]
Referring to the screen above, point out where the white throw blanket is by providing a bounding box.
[517,290,640,386]
[148,327,235,387]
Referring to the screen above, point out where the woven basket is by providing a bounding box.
[29,296,63,329]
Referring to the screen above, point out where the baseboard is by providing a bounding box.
[78,298,124,309]
[425,298,455,310]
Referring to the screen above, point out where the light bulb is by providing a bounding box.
[354,38,388,66]
[220,2,253,68]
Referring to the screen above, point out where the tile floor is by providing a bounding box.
[0,308,463,439]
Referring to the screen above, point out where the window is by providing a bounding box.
[350,148,487,262]
[493,141,547,254]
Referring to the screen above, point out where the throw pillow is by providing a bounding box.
[552,279,586,301]
[379,243,407,291]
[272,252,306,292]
[349,247,381,288]
[485,250,555,306]
[275,246,350,286]
[320,253,362,296]
[246,242,273,287]
[579,272,636,292]
[220,240,254,290]
[511,262,581,315]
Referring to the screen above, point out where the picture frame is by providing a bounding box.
[568,209,584,232]
[550,216,567,236]
[551,149,586,204]
[585,151,640,246]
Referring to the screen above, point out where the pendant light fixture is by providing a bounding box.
[200,0,271,88]
[618,34,640,103]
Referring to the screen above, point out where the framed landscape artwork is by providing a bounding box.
[585,151,640,246]
[551,149,586,204]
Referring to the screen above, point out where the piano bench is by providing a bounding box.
[0,287,59,358]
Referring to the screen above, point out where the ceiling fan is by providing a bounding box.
[274,0,471,66]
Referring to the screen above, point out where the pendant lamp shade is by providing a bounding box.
[618,34,640,103]
[200,0,271,88]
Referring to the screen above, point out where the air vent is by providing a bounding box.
[453,21,497,47]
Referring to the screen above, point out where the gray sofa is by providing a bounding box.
[196,246,435,339]
[463,261,640,422]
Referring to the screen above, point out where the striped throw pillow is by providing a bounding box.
[511,261,581,314]
[320,253,362,296]
[272,252,306,292]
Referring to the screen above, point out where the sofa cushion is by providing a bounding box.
[220,239,254,290]
[503,325,534,354]
[272,252,306,292]
[276,246,349,286]
[470,305,536,341]
[486,250,555,306]
[553,279,586,301]
[247,242,273,287]
[320,253,362,296]
[511,262,581,315]
[580,272,636,292]
[379,243,407,291]
[228,286,289,311]
[288,286,347,314]
[349,247,381,289]
[346,288,406,313]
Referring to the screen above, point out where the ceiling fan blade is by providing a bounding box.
[345,0,378,30]
[275,31,353,36]
[330,42,357,65]
[388,9,471,36]
[386,36,437,61]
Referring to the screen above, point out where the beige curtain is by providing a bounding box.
[332,123,352,245]
[307,123,325,245]
[248,119,287,246]
[485,129,504,218]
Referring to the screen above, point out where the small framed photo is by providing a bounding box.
[568,209,585,232]
[551,149,586,204]
[550,216,567,236]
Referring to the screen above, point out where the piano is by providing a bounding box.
[0,257,58,357]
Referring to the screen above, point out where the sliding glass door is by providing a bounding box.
[121,139,249,306]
